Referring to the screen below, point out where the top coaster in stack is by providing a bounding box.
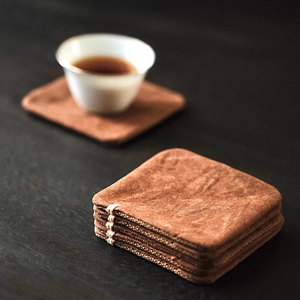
[93,148,284,283]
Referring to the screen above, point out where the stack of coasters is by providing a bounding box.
[92,148,284,284]
[22,77,185,145]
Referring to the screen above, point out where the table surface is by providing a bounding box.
[1,1,300,299]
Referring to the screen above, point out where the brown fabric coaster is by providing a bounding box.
[22,77,186,145]
[92,148,284,283]
[93,149,283,249]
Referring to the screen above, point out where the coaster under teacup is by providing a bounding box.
[22,76,185,145]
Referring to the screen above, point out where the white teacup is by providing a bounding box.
[56,33,155,114]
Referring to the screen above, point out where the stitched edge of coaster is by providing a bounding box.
[105,204,120,245]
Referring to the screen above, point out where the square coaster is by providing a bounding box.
[22,77,186,145]
[92,148,284,283]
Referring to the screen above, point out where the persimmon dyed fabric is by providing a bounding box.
[22,77,185,145]
[93,149,284,283]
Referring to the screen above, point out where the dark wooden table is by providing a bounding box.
[1,1,300,299]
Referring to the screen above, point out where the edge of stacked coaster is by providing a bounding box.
[93,203,283,284]
[92,148,284,283]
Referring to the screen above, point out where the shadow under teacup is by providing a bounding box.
[56,33,155,114]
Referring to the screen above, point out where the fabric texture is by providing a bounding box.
[22,77,185,145]
[92,148,284,283]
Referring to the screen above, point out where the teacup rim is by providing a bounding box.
[55,33,155,77]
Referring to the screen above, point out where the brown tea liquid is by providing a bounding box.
[72,56,137,75]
